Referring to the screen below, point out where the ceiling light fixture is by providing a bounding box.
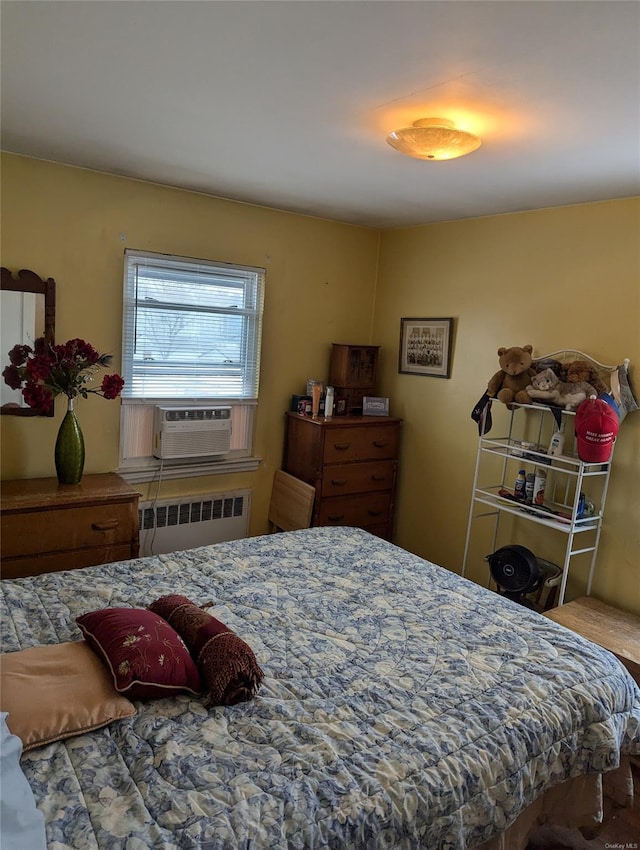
[386,117,481,161]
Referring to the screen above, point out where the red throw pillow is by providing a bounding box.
[76,608,201,699]
[149,595,264,707]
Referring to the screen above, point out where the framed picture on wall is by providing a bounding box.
[398,317,454,378]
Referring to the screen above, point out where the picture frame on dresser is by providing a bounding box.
[363,396,390,416]
[398,317,453,378]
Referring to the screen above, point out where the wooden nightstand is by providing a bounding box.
[1,473,140,579]
[545,596,640,686]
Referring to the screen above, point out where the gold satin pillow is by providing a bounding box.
[0,640,136,752]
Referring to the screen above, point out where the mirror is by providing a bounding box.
[1,267,56,416]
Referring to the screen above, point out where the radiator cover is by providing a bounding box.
[138,490,250,556]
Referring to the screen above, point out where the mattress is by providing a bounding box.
[1,526,639,849]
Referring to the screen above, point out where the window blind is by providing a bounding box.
[122,250,264,400]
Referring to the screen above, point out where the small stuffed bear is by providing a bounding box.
[565,359,609,396]
[487,345,536,405]
[526,368,597,410]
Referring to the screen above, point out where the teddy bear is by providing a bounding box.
[487,345,536,405]
[526,368,598,410]
[565,359,609,396]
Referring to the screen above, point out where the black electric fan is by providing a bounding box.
[486,545,542,608]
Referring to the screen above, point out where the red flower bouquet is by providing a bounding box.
[3,337,124,414]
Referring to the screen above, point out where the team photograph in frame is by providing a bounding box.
[398,317,454,378]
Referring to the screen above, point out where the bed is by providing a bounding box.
[1,526,639,849]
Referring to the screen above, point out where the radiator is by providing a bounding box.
[138,490,251,557]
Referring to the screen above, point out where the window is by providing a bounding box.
[119,250,264,479]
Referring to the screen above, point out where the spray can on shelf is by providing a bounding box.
[533,467,547,506]
[514,469,526,500]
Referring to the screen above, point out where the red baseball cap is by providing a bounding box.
[574,398,619,463]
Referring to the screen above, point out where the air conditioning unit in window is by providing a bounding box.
[153,406,232,460]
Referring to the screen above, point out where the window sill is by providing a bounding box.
[117,455,262,484]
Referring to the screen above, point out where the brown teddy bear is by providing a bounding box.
[487,345,536,405]
[565,359,609,396]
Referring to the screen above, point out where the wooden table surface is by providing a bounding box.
[545,596,640,684]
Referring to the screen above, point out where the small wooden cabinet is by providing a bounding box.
[329,344,379,414]
[329,344,379,387]
[1,473,140,579]
[283,412,400,540]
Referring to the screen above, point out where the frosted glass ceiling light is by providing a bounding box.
[386,117,481,161]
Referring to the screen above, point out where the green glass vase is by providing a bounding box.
[55,397,85,484]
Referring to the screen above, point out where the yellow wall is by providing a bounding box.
[0,154,380,529]
[2,154,638,614]
[374,198,640,613]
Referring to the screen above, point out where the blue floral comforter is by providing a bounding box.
[1,526,639,849]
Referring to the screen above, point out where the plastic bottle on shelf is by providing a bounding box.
[525,473,535,503]
[533,468,547,505]
[514,469,526,500]
[548,420,565,456]
[324,386,334,419]
[311,383,322,419]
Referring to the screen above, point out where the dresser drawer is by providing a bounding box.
[2,502,135,559]
[321,460,395,497]
[1,544,134,580]
[317,492,392,527]
[322,425,399,464]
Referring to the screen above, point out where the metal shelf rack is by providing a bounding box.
[462,401,613,607]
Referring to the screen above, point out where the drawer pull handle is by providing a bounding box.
[333,442,350,450]
[92,520,120,531]
[367,509,383,517]
[331,478,347,486]
[373,440,388,448]
[371,474,386,482]
[328,514,345,522]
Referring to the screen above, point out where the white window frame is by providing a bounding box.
[117,250,264,482]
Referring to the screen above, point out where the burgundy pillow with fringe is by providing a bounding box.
[148,595,264,707]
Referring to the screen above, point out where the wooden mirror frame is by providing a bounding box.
[1,267,56,417]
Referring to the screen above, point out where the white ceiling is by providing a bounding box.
[1,1,639,229]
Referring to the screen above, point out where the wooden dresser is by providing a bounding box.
[1,473,140,579]
[283,412,401,540]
